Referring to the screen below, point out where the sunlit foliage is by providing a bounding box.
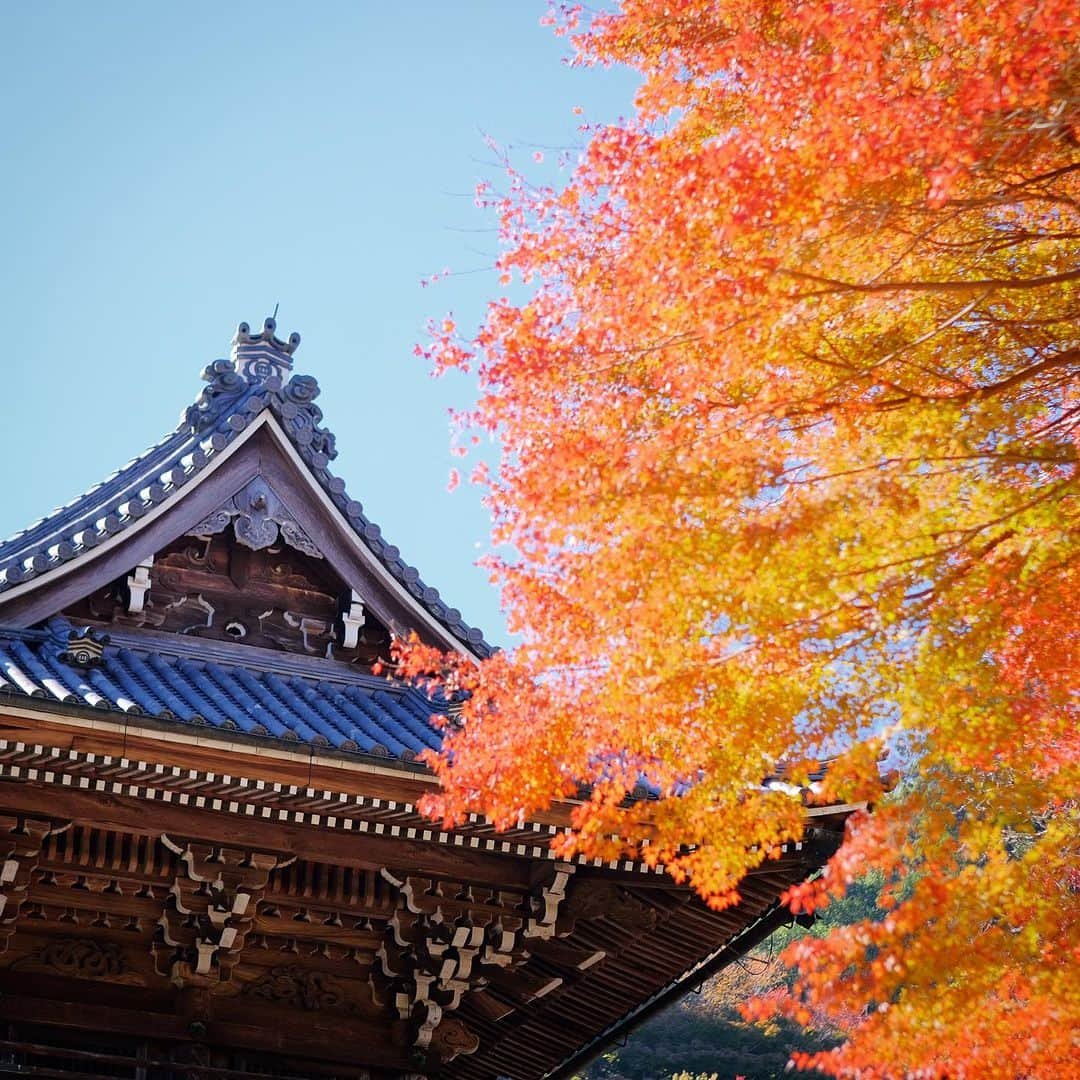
[401,3,1080,1075]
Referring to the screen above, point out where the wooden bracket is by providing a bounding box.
[153,835,290,989]
[0,815,70,951]
[373,862,577,1061]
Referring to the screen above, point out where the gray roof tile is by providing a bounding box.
[0,317,492,658]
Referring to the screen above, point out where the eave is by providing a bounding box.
[0,703,856,1079]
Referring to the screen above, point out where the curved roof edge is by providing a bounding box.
[0,317,494,659]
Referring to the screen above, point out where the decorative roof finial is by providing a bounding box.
[230,317,301,383]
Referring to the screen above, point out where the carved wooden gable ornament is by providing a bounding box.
[0,318,490,668]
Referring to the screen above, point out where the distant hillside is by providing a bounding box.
[575,876,883,1080]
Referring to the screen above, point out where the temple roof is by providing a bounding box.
[0,321,857,1080]
[0,618,446,762]
[0,317,492,658]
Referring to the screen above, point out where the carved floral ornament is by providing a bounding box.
[246,965,347,1010]
[12,939,144,986]
[190,477,323,558]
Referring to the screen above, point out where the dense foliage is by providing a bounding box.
[402,3,1080,1075]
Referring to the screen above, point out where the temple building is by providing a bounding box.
[0,320,854,1079]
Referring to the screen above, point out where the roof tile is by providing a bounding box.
[0,320,493,658]
[0,621,445,767]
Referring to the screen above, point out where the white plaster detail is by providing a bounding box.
[340,589,366,649]
[125,556,153,614]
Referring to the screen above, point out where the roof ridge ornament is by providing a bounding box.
[231,316,300,383]
[184,316,310,435]
[57,624,110,669]
[0,318,493,659]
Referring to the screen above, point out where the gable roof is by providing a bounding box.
[0,317,493,658]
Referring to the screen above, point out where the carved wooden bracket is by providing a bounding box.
[373,862,576,1062]
[0,815,70,951]
[125,556,153,614]
[190,477,323,558]
[153,836,292,989]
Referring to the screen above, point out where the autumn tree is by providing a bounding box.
[402,3,1080,1076]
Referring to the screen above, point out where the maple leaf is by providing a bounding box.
[404,3,1080,1076]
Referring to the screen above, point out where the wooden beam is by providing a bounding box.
[0,711,441,808]
[0,779,535,890]
[0,1037,385,1080]
[0,981,421,1073]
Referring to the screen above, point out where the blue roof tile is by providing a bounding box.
[38,647,111,710]
[7,639,77,704]
[86,665,145,715]
[229,666,305,740]
[0,645,47,698]
[371,689,443,753]
[143,653,217,725]
[289,677,358,750]
[319,683,401,757]
[108,649,173,716]
[0,621,446,767]
[202,662,281,738]
[118,648,191,719]
[342,685,429,758]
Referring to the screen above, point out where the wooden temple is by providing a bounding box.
[0,320,855,1080]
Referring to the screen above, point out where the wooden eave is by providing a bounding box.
[0,696,854,1079]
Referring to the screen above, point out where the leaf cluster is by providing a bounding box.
[404,3,1080,1075]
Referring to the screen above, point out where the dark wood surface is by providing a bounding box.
[0,727,848,1080]
[64,531,393,667]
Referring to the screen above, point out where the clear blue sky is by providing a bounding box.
[0,1,635,645]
